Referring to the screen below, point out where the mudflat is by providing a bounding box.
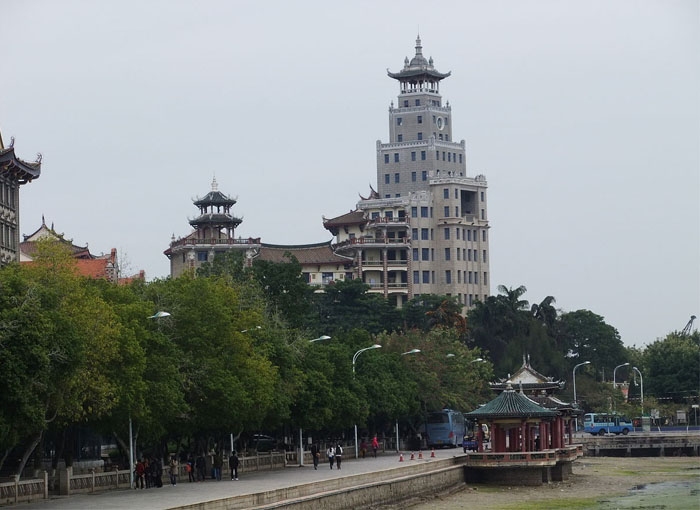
[381,456,700,510]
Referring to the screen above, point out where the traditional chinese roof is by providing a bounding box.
[387,36,451,82]
[359,185,380,201]
[21,218,93,260]
[257,241,353,265]
[193,177,237,208]
[189,213,243,228]
[529,392,581,414]
[0,136,41,184]
[322,210,366,235]
[465,386,558,420]
[490,356,565,394]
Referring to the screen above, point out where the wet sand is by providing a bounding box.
[379,456,700,510]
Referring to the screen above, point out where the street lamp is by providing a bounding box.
[471,358,484,363]
[613,362,630,390]
[573,361,591,431]
[297,335,331,466]
[353,344,382,459]
[240,326,261,333]
[396,349,421,451]
[632,366,644,416]
[132,311,170,488]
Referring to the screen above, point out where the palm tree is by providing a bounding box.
[531,296,557,328]
[497,285,529,312]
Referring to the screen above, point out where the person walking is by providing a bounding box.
[326,445,335,469]
[186,454,195,482]
[213,451,223,481]
[168,456,178,486]
[372,435,379,458]
[310,443,320,470]
[334,444,343,470]
[195,454,206,482]
[229,451,239,480]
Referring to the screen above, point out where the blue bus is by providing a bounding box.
[583,413,633,436]
[426,409,465,448]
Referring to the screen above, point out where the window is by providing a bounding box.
[467,230,472,241]
[421,228,429,240]
[444,206,449,217]
[468,249,472,261]
[432,115,436,123]
[411,206,417,218]
[417,132,423,140]
[420,206,428,218]
[468,271,473,283]
[412,228,418,240]
[458,270,461,283]
[443,188,449,199]
[371,212,380,219]
[385,174,390,184]
[397,117,403,126]
[456,229,460,240]
[411,171,416,182]
[481,209,485,220]
[481,191,485,201]
[415,99,420,106]
[483,250,487,262]
[457,249,461,261]
[474,272,479,284]
[438,134,443,141]
[394,153,399,162]
[436,151,440,161]
[412,248,419,261]
[474,250,478,262]
[444,248,451,261]
[403,100,409,107]
[448,153,451,162]
[397,134,403,142]
[459,154,463,164]
[197,252,208,262]
[417,115,422,124]
[422,271,430,284]
[442,151,446,160]
[411,151,416,161]
[322,272,334,285]
[384,154,389,164]
[421,170,427,181]
[455,206,459,216]
[469,294,473,306]
[482,230,487,242]
[413,271,420,284]
[444,227,450,240]
[445,270,452,284]
[421,151,426,160]
[394,173,400,183]
[455,189,459,199]
[422,248,429,260]
[483,272,488,285]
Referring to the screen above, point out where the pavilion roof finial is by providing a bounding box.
[211,176,218,191]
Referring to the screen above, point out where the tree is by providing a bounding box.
[643,331,700,404]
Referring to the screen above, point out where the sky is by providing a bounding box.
[2,0,698,348]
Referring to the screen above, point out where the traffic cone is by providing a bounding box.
[430,448,435,458]
[418,450,423,459]
[399,452,404,462]
[410,452,415,460]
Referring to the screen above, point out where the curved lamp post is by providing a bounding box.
[396,349,421,451]
[353,344,381,459]
[309,335,331,343]
[632,366,644,416]
[131,312,170,488]
[572,361,591,431]
[613,362,630,390]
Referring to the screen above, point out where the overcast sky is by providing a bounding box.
[2,0,698,348]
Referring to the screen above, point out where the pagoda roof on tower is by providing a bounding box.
[387,36,451,82]
[0,136,41,184]
[193,177,237,207]
[257,241,353,265]
[189,213,243,228]
[465,386,558,420]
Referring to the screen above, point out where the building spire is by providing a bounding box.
[211,175,218,191]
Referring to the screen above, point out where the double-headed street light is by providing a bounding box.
[573,361,591,431]
[353,344,381,459]
[613,362,630,390]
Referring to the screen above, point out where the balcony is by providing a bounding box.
[169,237,261,250]
[366,217,410,229]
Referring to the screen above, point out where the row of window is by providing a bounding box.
[384,151,463,164]
[0,222,16,250]
[412,226,487,243]
[412,270,488,286]
[396,113,445,125]
[397,133,450,143]
[413,293,489,306]
[399,99,440,108]
[0,180,17,209]
[411,246,487,263]
[443,188,485,202]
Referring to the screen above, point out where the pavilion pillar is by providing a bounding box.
[539,421,547,451]
[521,420,528,452]
[477,423,484,452]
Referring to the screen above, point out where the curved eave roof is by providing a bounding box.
[465,389,558,420]
[258,241,353,265]
[189,214,242,227]
[387,69,451,81]
[193,190,237,207]
[0,147,41,183]
[323,210,366,228]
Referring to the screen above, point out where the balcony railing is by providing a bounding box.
[333,237,410,250]
[170,237,262,249]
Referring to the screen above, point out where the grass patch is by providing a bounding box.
[497,497,605,509]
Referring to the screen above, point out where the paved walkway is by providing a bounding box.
[7,452,449,509]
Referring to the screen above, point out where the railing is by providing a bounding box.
[367,217,410,228]
[169,237,261,249]
[69,468,129,493]
[334,237,411,250]
[464,446,581,467]
[361,260,409,267]
[0,473,48,505]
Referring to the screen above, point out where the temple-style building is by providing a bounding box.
[323,36,491,309]
[0,132,41,267]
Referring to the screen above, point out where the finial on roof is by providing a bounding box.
[42,214,45,226]
[9,136,15,148]
[415,34,423,56]
[211,176,218,191]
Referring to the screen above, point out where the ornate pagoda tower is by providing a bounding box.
[165,178,261,277]
[0,132,41,267]
[324,36,491,310]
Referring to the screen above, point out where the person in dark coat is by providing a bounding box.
[229,451,239,480]
[310,443,320,470]
[334,444,343,470]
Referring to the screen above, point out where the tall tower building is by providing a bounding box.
[324,36,490,309]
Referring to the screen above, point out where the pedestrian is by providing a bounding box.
[135,458,145,489]
[229,451,239,480]
[310,443,319,470]
[360,439,367,459]
[372,435,379,458]
[168,456,178,486]
[326,445,335,469]
[186,454,195,482]
[213,451,223,481]
[334,444,343,470]
[195,454,206,482]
